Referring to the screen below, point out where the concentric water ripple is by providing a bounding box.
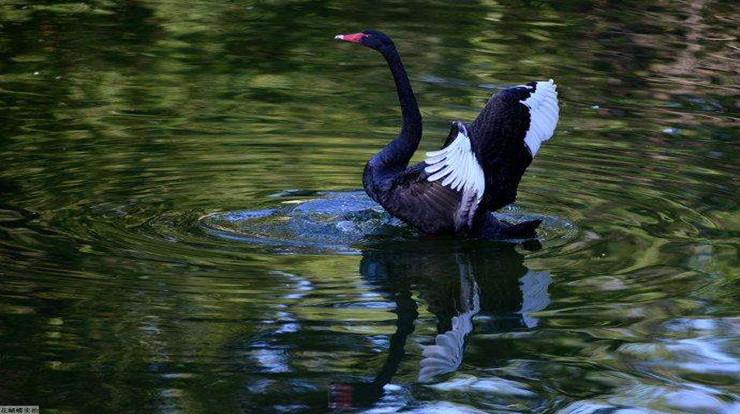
[198,191,578,253]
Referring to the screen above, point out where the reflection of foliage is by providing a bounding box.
[0,0,739,411]
[1,0,737,207]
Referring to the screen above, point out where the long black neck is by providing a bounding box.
[370,45,422,171]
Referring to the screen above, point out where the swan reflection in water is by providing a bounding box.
[329,240,552,408]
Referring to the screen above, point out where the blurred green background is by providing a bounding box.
[0,0,738,412]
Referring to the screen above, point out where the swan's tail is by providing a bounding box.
[474,214,541,239]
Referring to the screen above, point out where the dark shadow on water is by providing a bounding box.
[329,239,551,409]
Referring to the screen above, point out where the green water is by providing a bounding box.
[1,1,739,412]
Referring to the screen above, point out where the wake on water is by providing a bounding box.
[200,191,574,252]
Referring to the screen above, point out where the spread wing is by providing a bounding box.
[385,123,487,234]
[468,80,559,211]
[388,163,464,234]
[423,122,485,229]
[385,81,558,232]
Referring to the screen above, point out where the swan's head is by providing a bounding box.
[334,30,394,51]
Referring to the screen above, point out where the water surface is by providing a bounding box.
[1,0,739,412]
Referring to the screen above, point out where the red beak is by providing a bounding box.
[334,32,364,44]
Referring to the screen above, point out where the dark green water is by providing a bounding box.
[1,1,739,412]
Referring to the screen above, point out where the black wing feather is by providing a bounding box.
[468,84,536,212]
[384,163,462,234]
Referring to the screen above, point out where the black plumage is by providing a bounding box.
[336,30,558,239]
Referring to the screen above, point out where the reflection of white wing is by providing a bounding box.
[418,292,480,382]
[519,270,552,328]
[419,260,481,383]
[520,80,559,156]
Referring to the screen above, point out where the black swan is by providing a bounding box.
[335,30,559,239]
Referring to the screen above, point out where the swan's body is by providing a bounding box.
[336,31,559,239]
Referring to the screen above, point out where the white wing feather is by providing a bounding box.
[424,128,485,229]
[418,268,480,383]
[520,79,559,156]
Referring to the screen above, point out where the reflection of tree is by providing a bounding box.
[329,240,551,408]
[0,0,738,411]
[1,0,736,213]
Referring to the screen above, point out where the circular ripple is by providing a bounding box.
[199,191,576,252]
